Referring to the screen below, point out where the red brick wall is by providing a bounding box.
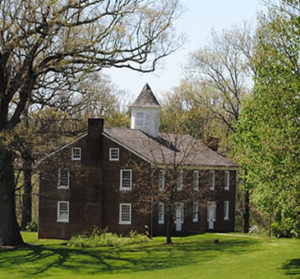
[39,135,103,239]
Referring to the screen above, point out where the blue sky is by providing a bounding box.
[104,0,266,102]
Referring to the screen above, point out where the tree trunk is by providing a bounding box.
[21,157,32,230]
[0,146,24,245]
[166,211,173,244]
[243,190,250,233]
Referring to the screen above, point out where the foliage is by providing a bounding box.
[25,221,38,232]
[0,232,299,279]
[68,229,149,248]
[271,222,296,238]
[233,0,300,237]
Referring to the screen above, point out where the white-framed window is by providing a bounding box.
[193,170,199,190]
[210,170,215,190]
[135,112,144,128]
[174,202,184,224]
[120,169,132,190]
[158,202,164,224]
[225,171,230,190]
[119,203,131,224]
[58,168,69,189]
[71,147,81,161]
[177,170,183,191]
[193,201,199,222]
[57,201,69,222]
[159,170,165,190]
[109,148,119,161]
[224,200,229,220]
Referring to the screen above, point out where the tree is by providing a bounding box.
[0,0,182,245]
[15,73,130,232]
[132,118,221,244]
[173,25,255,232]
[233,0,300,237]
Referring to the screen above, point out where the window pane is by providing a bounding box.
[159,170,165,189]
[193,201,198,222]
[158,203,164,224]
[72,147,81,160]
[120,204,131,223]
[110,148,119,160]
[210,171,215,190]
[224,201,229,220]
[225,171,230,190]
[121,170,132,189]
[58,201,69,222]
[193,170,199,190]
[59,169,69,187]
[136,112,144,128]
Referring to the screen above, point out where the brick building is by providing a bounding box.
[38,84,238,239]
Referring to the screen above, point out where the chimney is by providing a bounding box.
[87,118,103,164]
[204,136,219,151]
[88,118,103,137]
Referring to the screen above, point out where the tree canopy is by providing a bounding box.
[0,0,181,130]
[0,0,182,245]
[233,0,300,236]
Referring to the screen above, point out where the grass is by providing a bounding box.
[0,232,299,279]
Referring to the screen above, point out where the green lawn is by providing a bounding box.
[0,232,299,279]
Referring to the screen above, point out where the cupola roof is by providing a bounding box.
[130,83,160,108]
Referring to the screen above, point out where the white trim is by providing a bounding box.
[102,132,153,165]
[120,169,132,190]
[158,202,165,224]
[119,203,132,225]
[224,200,229,220]
[156,164,238,171]
[58,168,70,189]
[72,147,81,161]
[193,201,199,222]
[109,147,119,161]
[38,133,87,164]
[57,201,69,223]
[225,171,230,190]
[210,170,215,191]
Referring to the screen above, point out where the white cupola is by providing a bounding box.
[130,83,160,137]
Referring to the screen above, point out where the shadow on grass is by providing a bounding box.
[281,258,300,276]
[0,236,259,278]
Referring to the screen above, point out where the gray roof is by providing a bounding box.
[130,83,160,108]
[103,128,237,168]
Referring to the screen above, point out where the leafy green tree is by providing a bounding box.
[167,25,255,232]
[233,0,300,237]
[0,0,182,245]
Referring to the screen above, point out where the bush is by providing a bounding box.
[26,221,38,232]
[68,229,149,248]
[271,222,296,238]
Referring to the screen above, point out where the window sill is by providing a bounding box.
[57,220,69,223]
[120,187,132,191]
[58,186,69,190]
[119,222,131,225]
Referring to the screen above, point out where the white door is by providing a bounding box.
[207,202,216,230]
[175,203,184,232]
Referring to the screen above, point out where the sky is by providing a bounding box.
[103,0,266,102]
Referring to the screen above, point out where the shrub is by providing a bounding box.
[68,229,149,247]
[26,221,38,232]
[271,222,296,238]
